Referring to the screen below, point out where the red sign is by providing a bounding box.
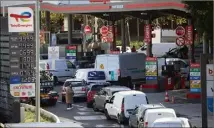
[146,57,157,61]
[175,26,185,37]
[176,37,185,46]
[185,25,193,45]
[190,63,200,68]
[66,45,76,50]
[102,36,108,42]
[84,25,92,34]
[100,26,109,36]
[144,24,151,43]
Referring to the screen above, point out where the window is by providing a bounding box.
[87,71,106,80]
[66,60,76,69]
[132,107,139,114]
[55,61,67,69]
[110,96,115,103]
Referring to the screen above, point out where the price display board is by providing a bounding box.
[145,57,158,80]
[189,63,201,93]
[9,33,36,97]
[65,45,77,60]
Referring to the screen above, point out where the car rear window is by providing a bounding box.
[91,84,110,91]
[64,81,83,87]
[87,71,106,80]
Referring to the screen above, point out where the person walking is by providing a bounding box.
[65,85,74,110]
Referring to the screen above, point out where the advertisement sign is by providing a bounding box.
[145,57,157,80]
[9,33,36,97]
[65,45,77,60]
[48,46,59,60]
[175,26,185,37]
[190,63,201,93]
[144,24,151,44]
[206,64,213,113]
[10,83,35,97]
[185,25,193,45]
[8,7,34,32]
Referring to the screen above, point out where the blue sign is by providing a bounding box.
[190,88,201,93]
[207,97,213,113]
[190,76,201,80]
[111,71,115,81]
[10,76,21,84]
[146,76,157,80]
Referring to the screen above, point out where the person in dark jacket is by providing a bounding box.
[131,46,136,52]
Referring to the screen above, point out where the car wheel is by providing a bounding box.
[62,96,65,103]
[104,109,111,120]
[117,114,123,124]
[93,102,99,112]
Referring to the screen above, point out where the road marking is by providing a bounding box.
[74,115,106,120]
[73,104,86,108]
[95,124,124,127]
[77,112,102,115]
[77,107,94,112]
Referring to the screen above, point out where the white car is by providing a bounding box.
[104,90,149,124]
[151,117,192,128]
[39,59,77,84]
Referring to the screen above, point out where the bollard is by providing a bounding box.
[20,107,25,123]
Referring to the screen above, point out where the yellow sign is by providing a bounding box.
[146,72,157,76]
[100,64,104,69]
[14,92,20,96]
[190,84,201,88]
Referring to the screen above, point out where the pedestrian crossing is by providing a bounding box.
[73,106,125,127]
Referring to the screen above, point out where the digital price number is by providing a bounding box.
[10,33,36,84]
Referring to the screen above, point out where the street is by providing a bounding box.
[45,86,126,127]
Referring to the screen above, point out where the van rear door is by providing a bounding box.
[107,56,119,81]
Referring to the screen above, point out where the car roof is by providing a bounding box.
[153,117,188,124]
[96,53,145,57]
[104,86,131,91]
[146,108,175,113]
[114,90,146,96]
[65,78,83,82]
[139,104,164,109]
[90,82,110,86]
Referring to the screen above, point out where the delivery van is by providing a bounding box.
[95,53,146,87]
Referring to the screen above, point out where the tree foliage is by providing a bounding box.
[183,1,213,39]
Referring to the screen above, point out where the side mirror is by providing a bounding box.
[140,117,144,122]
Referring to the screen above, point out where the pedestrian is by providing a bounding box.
[65,85,74,110]
[131,45,136,52]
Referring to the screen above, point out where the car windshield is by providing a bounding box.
[87,71,106,80]
[91,85,105,91]
[64,81,83,87]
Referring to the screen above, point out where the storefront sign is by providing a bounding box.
[144,24,151,44]
[10,83,35,97]
[185,25,193,45]
[145,57,157,80]
[65,45,77,60]
[190,63,201,93]
[48,46,59,59]
[206,64,213,113]
[8,7,34,32]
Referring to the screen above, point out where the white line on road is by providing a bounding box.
[95,124,124,127]
[77,107,94,112]
[74,115,106,120]
[77,112,102,115]
[73,104,86,108]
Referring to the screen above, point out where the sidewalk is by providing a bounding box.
[146,89,214,128]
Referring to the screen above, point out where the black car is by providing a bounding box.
[93,86,131,111]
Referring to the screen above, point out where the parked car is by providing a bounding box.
[151,117,192,128]
[138,108,177,128]
[61,78,87,103]
[104,90,149,124]
[128,104,165,128]
[86,82,111,107]
[93,86,131,111]
[75,69,106,84]
[39,59,77,84]
[95,53,146,88]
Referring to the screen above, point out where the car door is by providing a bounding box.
[94,89,103,108]
[107,96,115,116]
[98,90,108,109]
[66,60,76,77]
[130,107,139,127]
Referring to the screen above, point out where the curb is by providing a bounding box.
[21,103,60,123]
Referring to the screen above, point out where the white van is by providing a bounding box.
[151,117,192,128]
[139,108,177,128]
[95,53,146,87]
[104,90,149,124]
[75,68,106,84]
[39,59,77,84]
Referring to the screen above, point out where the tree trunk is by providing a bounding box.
[126,19,131,46]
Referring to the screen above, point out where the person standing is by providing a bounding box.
[65,85,74,110]
[131,45,136,52]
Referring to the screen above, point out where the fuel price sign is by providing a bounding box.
[9,33,36,97]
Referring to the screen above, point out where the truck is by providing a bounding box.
[95,53,146,88]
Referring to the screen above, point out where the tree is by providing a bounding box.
[183,1,213,40]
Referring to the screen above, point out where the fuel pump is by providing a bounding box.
[161,65,175,90]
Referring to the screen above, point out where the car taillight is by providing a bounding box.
[144,122,148,127]
[82,87,86,91]
[121,103,124,112]
[117,69,121,76]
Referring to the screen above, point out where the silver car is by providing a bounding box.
[61,78,87,102]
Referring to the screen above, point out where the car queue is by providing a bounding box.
[39,52,192,128]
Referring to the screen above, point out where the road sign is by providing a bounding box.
[100,26,108,36]
[176,37,185,46]
[107,31,113,43]
[144,24,151,44]
[8,7,34,32]
[65,45,77,60]
[84,25,92,34]
[190,63,201,93]
[185,25,193,45]
[175,26,185,37]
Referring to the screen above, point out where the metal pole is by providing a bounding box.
[35,0,41,122]
[1,1,5,17]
